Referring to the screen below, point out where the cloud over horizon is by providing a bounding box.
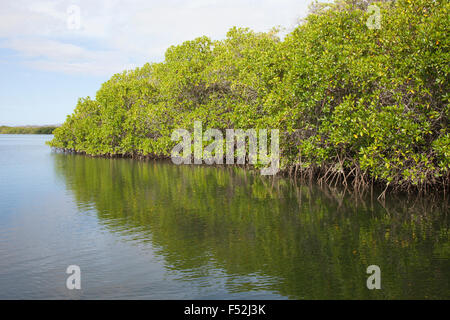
[0,0,312,76]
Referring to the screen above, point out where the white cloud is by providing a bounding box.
[0,0,313,76]
[1,38,130,75]
[5,38,86,60]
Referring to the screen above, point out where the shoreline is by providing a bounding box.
[50,146,449,198]
[0,125,57,135]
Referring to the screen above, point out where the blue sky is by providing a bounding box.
[0,0,313,126]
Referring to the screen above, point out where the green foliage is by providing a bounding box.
[0,125,58,134]
[49,0,449,190]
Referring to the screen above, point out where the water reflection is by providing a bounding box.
[53,153,449,299]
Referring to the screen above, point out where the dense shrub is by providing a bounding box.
[49,0,449,192]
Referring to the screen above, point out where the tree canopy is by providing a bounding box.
[49,0,449,192]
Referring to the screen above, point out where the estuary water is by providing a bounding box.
[0,134,448,299]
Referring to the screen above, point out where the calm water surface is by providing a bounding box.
[0,134,448,299]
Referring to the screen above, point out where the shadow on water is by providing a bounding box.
[52,153,449,299]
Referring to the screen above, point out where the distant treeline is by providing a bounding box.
[0,126,58,134]
[49,0,449,193]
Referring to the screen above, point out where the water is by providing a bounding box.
[0,134,448,299]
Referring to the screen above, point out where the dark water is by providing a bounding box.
[0,134,448,299]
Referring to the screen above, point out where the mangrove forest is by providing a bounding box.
[48,0,449,194]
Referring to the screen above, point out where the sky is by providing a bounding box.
[0,0,314,126]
